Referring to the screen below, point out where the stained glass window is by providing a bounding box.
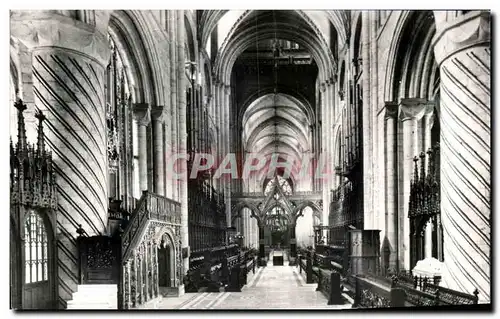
[264,175,293,198]
[24,210,48,284]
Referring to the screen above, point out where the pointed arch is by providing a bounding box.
[232,201,261,225]
[293,200,322,224]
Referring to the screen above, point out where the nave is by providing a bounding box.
[152,251,352,310]
[9,9,491,310]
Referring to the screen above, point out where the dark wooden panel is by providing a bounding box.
[78,236,120,284]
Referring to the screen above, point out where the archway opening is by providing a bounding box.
[158,233,176,296]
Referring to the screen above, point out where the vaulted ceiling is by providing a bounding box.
[198,10,347,186]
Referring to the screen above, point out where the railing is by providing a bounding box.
[391,276,479,307]
[340,273,479,309]
[351,275,406,308]
[122,191,181,261]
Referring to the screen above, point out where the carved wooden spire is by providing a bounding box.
[35,109,46,155]
[10,100,57,209]
[14,97,27,155]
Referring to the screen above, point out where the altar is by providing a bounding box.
[273,250,284,266]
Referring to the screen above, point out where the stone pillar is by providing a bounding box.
[320,83,329,228]
[11,11,112,305]
[133,105,151,193]
[168,10,178,201]
[290,224,297,259]
[241,207,250,247]
[152,107,165,196]
[176,9,189,278]
[433,11,490,302]
[161,15,172,200]
[385,102,399,272]
[214,82,222,192]
[324,80,333,240]
[361,10,373,227]
[224,84,232,227]
[259,225,266,266]
[398,98,432,270]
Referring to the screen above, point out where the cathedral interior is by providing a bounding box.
[9,10,491,310]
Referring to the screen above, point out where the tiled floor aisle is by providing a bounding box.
[155,261,352,310]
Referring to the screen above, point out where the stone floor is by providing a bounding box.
[154,259,353,310]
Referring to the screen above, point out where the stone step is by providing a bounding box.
[77,284,117,292]
[66,284,118,310]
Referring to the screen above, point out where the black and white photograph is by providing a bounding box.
[7,7,492,311]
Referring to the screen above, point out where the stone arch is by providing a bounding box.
[213,11,336,83]
[232,201,261,225]
[383,11,437,102]
[156,226,178,288]
[350,12,362,61]
[293,201,322,224]
[108,10,162,105]
[261,201,293,226]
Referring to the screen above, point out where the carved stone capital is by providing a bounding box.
[384,101,399,120]
[224,84,231,95]
[433,11,490,65]
[151,105,166,123]
[133,103,151,126]
[10,10,111,67]
[398,98,434,122]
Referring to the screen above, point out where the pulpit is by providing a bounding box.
[348,229,381,276]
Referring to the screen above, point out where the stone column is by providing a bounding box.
[152,106,165,196]
[11,11,113,305]
[242,208,249,247]
[224,84,232,227]
[161,20,172,200]
[214,82,222,192]
[133,105,151,193]
[168,10,178,201]
[398,98,432,270]
[385,102,399,272]
[433,11,490,302]
[176,9,189,279]
[324,80,332,240]
[361,10,373,227]
[290,224,297,259]
[320,83,329,228]
[259,225,266,266]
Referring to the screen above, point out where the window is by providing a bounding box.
[24,210,48,284]
[264,175,293,199]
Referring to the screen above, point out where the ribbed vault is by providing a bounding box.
[200,9,348,55]
[211,10,338,82]
[242,93,312,182]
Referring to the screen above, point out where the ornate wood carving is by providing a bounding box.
[10,100,57,210]
[77,235,120,284]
